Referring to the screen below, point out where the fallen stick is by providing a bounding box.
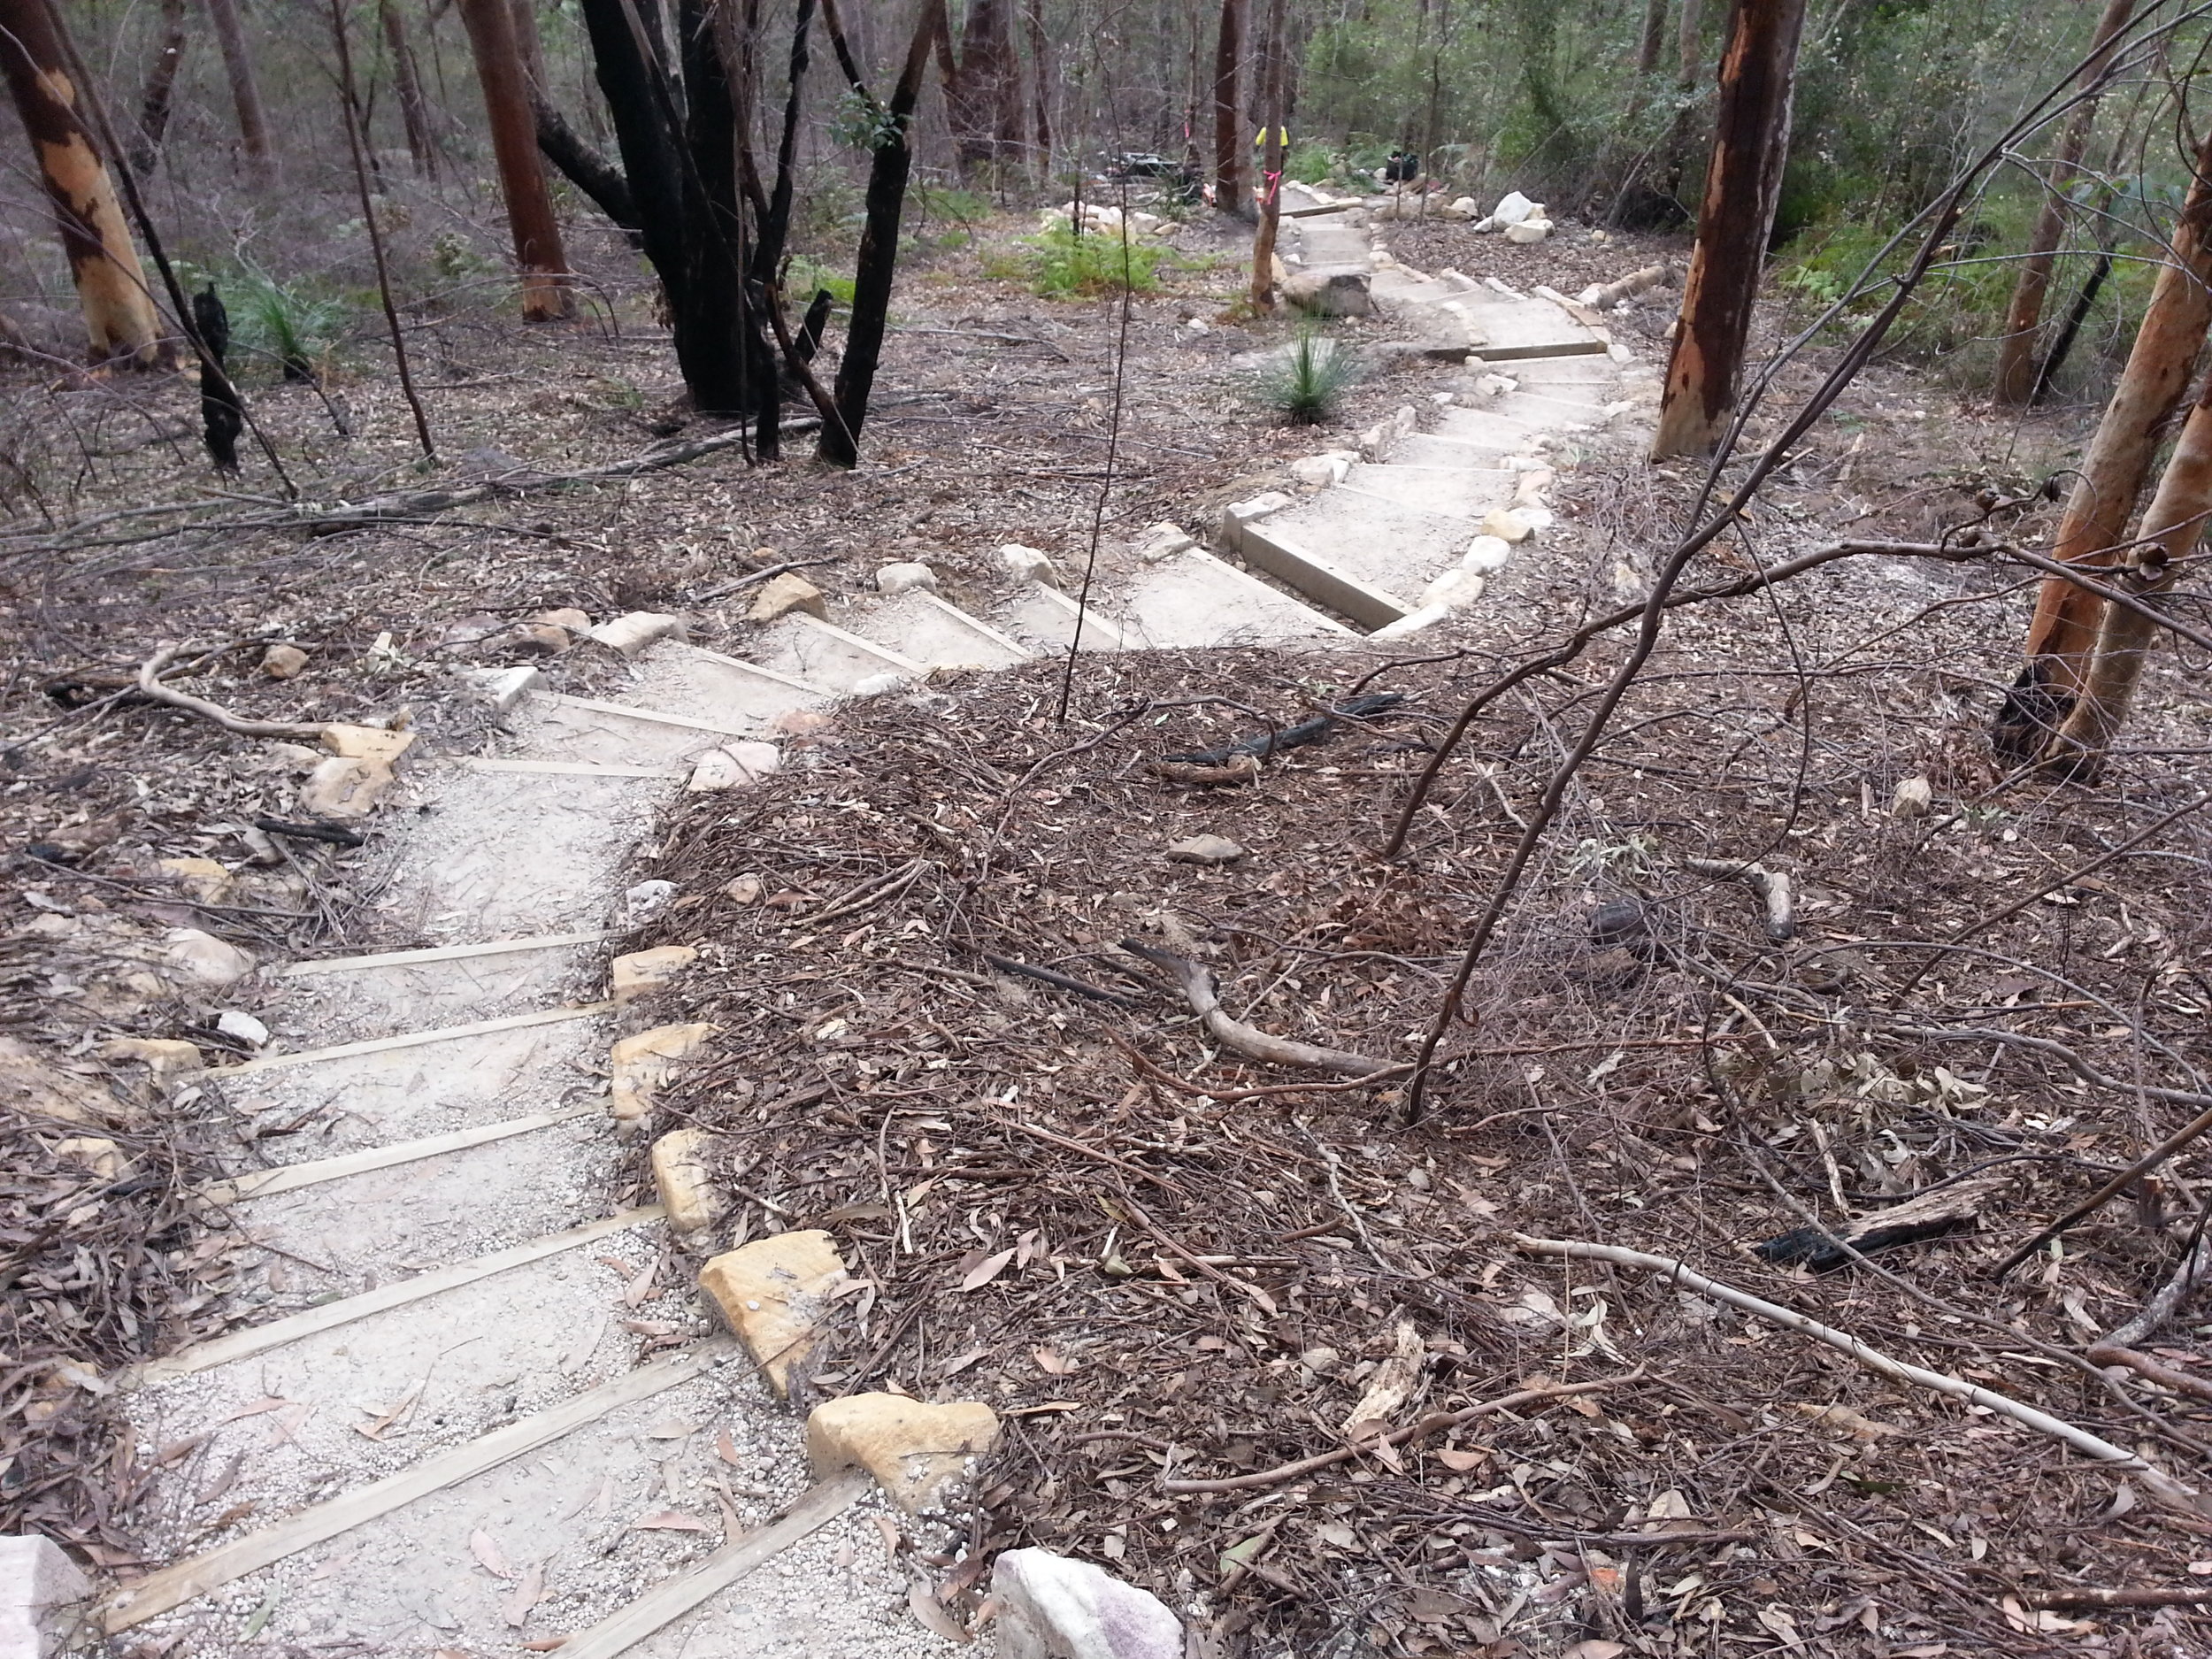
[1684,856,1795,941]
[1162,1372,1635,1494]
[1514,1233,2208,1514]
[979,953,1142,1009]
[1576,263,1675,310]
[1119,939,1394,1078]
[2030,1586,2212,1609]
[1122,1041,1408,1102]
[137,643,325,740]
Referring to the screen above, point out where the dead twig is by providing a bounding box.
[136,643,324,740]
[1162,1373,1636,1494]
[987,1117,1184,1196]
[1112,1189,1278,1317]
[1122,1042,1409,1102]
[1119,939,1394,1078]
[979,954,1143,1009]
[1683,855,1795,941]
[1515,1233,2208,1515]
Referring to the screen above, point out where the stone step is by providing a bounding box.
[840,590,1032,671]
[1116,546,1358,648]
[1335,461,1519,519]
[1000,583,1133,652]
[110,1336,750,1638]
[1241,491,1469,623]
[749,611,927,691]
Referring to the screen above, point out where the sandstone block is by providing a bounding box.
[1417,566,1486,611]
[612,945,699,1006]
[1134,525,1194,564]
[991,1547,1182,1659]
[805,1394,999,1513]
[457,664,543,713]
[532,607,592,633]
[1504,218,1552,243]
[1893,776,1933,818]
[0,1041,121,1125]
[1479,508,1539,544]
[701,1230,850,1397]
[1370,602,1452,641]
[609,1022,714,1126]
[874,561,940,595]
[0,1533,91,1659]
[51,1137,123,1180]
[160,927,256,986]
[1282,269,1372,317]
[651,1126,727,1247]
[511,624,573,655]
[1461,534,1516,575]
[320,724,416,764]
[749,573,826,623]
[156,856,233,904]
[299,756,395,819]
[587,611,687,656]
[259,643,308,679]
[1165,834,1244,866]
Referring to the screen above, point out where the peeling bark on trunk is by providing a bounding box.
[130,0,189,177]
[457,0,572,319]
[2045,373,2212,777]
[1993,0,2135,407]
[0,0,163,365]
[204,0,271,179]
[1212,0,1247,218]
[1648,0,1806,461]
[1993,123,2212,763]
[382,0,440,176]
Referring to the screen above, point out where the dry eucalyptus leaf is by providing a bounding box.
[959,1247,1017,1291]
[468,1526,514,1579]
[907,1584,972,1644]
[503,1561,545,1627]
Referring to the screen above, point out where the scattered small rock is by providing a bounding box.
[724,874,764,904]
[259,643,308,680]
[992,1547,1183,1659]
[1479,507,1540,544]
[749,573,826,623]
[1893,776,1933,818]
[687,742,781,792]
[1165,834,1245,866]
[457,664,542,714]
[155,856,233,905]
[321,724,416,764]
[699,1229,849,1397]
[623,879,678,924]
[214,1010,269,1048]
[586,611,687,657]
[806,1394,1000,1514]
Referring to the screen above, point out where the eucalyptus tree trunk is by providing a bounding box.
[457,0,572,318]
[0,0,164,365]
[1993,123,2212,763]
[1649,0,1807,459]
[2044,373,2212,776]
[1993,0,2135,406]
[130,0,190,176]
[204,0,272,179]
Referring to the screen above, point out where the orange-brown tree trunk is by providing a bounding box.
[204,0,272,179]
[0,0,163,365]
[1246,0,1285,307]
[456,0,572,319]
[1648,0,1807,459]
[1993,122,2212,762]
[1993,0,2135,406]
[2044,373,2212,775]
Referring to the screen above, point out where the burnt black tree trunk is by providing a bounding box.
[532,88,641,236]
[575,0,748,411]
[194,287,242,472]
[818,0,944,467]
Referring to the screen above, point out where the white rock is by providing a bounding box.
[849,672,913,698]
[161,928,256,987]
[0,1534,90,1659]
[623,879,678,924]
[1491,190,1539,226]
[299,755,396,819]
[1418,566,1486,611]
[1282,269,1372,317]
[1448,196,1479,218]
[1371,603,1453,640]
[1391,405,1419,438]
[873,561,939,595]
[1461,534,1515,575]
[1504,218,1552,244]
[214,1010,268,1048]
[688,742,783,791]
[1480,507,1541,543]
[992,1548,1183,1659]
[1475,373,1518,399]
[998,544,1060,587]
[457,664,543,714]
[1288,453,1354,488]
[1514,468,1556,508]
[1893,776,1934,818]
[1471,216,1498,233]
